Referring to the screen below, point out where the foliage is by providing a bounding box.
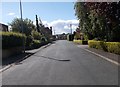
[73,40,88,45]
[106,42,120,55]
[41,37,48,45]
[1,32,26,49]
[9,18,35,36]
[31,30,41,40]
[41,37,47,42]
[32,40,41,49]
[88,40,106,50]
[88,40,120,55]
[25,35,33,47]
[74,2,120,42]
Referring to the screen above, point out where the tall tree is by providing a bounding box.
[74,2,120,41]
[9,18,35,36]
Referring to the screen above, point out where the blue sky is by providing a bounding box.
[1,2,79,34]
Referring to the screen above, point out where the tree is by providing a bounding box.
[9,18,35,36]
[74,2,93,40]
[74,2,120,41]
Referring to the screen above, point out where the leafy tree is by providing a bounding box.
[74,2,120,42]
[9,18,35,36]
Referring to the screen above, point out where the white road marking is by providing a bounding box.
[83,48,120,66]
[0,65,13,73]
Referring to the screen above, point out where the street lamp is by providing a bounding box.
[20,0,25,53]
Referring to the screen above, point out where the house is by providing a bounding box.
[0,23,8,32]
[56,33,67,40]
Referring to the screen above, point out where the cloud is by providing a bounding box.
[42,19,79,34]
[7,12,15,16]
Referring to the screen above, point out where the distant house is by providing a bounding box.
[56,33,67,40]
[0,23,8,32]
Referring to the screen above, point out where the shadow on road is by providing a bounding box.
[2,52,34,67]
[33,55,70,62]
[2,41,57,67]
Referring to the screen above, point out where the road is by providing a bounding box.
[2,40,118,85]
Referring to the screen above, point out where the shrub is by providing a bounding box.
[32,40,41,49]
[106,42,120,55]
[73,40,81,44]
[31,30,41,40]
[88,40,120,55]
[41,37,48,45]
[73,40,88,45]
[25,35,33,47]
[88,40,106,50]
[1,32,26,49]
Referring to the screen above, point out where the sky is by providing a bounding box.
[1,1,79,34]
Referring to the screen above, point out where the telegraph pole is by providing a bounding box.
[20,0,25,53]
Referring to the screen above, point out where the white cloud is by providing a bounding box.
[7,12,15,16]
[42,19,79,35]
[33,19,79,35]
[14,15,19,18]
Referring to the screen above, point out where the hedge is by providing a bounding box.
[88,40,120,55]
[73,40,88,45]
[1,32,26,49]
[25,35,33,47]
[106,42,120,55]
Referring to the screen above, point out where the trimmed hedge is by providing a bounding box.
[1,32,26,49]
[88,40,120,55]
[106,42,120,55]
[88,40,107,51]
[73,40,88,45]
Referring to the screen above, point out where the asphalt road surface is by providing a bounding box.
[2,40,118,85]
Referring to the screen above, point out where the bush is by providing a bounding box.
[31,30,41,40]
[106,42,120,55]
[41,37,48,45]
[73,40,88,45]
[25,35,33,47]
[88,40,120,55]
[88,40,107,51]
[32,40,41,49]
[1,32,26,49]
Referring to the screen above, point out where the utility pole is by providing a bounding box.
[20,0,25,53]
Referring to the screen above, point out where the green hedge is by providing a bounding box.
[25,35,33,47]
[1,32,26,49]
[73,40,88,45]
[106,42,120,55]
[88,40,107,50]
[88,40,120,55]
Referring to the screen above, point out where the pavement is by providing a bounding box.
[1,40,119,85]
[1,43,52,71]
[77,45,120,65]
